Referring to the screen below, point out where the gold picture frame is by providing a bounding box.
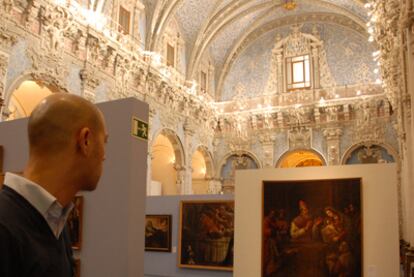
[68,196,83,250]
[178,200,234,271]
[145,214,172,252]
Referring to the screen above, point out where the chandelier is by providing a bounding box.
[283,0,297,10]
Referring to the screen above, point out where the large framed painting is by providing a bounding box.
[145,214,172,252]
[262,178,362,277]
[179,200,234,271]
[68,196,83,250]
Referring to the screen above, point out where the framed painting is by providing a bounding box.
[0,146,3,188]
[68,196,83,250]
[262,178,362,277]
[145,214,172,252]
[178,200,234,271]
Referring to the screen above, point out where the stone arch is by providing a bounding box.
[149,128,186,195]
[275,148,327,168]
[341,141,398,165]
[2,73,68,121]
[150,128,185,167]
[191,145,215,194]
[192,145,214,178]
[218,150,261,193]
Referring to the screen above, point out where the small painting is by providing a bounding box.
[179,200,234,271]
[68,196,83,249]
[262,179,362,277]
[145,214,172,252]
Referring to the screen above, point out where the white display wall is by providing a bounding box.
[234,164,399,277]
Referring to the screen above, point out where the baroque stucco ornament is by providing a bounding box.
[265,25,335,95]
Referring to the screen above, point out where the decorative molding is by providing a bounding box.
[80,65,100,102]
[323,127,342,165]
[288,126,311,150]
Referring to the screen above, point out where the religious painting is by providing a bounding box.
[262,179,362,277]
[145,214,172,252]
[68,196,83,249]
[74,259,80,277]
[179,200,234,271]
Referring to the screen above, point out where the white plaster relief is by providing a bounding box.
[222,23,376,101]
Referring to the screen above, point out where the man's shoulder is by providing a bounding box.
[0,187,30,226]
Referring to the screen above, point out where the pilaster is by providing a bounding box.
[323,127,343,165]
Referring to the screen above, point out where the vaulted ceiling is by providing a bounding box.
[144,0,371,99]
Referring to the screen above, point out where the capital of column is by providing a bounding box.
[323,127,343,141]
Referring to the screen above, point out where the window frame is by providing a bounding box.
[118,6,131,35]
[286,54,312,91]
[166,43,175,68]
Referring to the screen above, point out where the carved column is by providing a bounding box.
[132,1,145,43]
[0,53,9,113]
[182,121,195,195]
[24,0,41,29]
[207,178,222,194]
[259,133,276,168]
[405,14,414,246]
[275,50,284,94]
[174,164,187,195]
[176,35,185,74]
[146,151,153,195]
[311,44,320,89]
[323,128,343,165]
[146,107,157,195]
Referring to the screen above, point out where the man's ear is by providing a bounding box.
[78,127,91,156]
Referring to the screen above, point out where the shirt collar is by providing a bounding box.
[4,172,74,238]
[4,172,57,215]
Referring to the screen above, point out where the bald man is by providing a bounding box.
[0,94,108,277]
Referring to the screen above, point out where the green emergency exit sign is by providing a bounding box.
[131,117,149,141]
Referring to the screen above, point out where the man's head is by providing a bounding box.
[27,93,108,191]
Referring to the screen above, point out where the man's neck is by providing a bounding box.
[24,161,78,207]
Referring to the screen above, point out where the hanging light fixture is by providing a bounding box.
[283,0,297,10]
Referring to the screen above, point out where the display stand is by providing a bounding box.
[234,164,399,277]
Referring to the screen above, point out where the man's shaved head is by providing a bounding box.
[28,94,104,154]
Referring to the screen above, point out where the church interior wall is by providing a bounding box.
[312,128,328,159]
[1,0,414,274]
[5,40,32,95]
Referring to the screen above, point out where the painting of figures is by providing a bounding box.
[179,201,234,271]
[68,195,83,249]
[262,179,362,277]
[145,214,172,252]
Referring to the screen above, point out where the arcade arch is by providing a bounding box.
[191,146,214,194]
[276,149,326,168]
[4,80,54,120]
[150,129,185,195]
